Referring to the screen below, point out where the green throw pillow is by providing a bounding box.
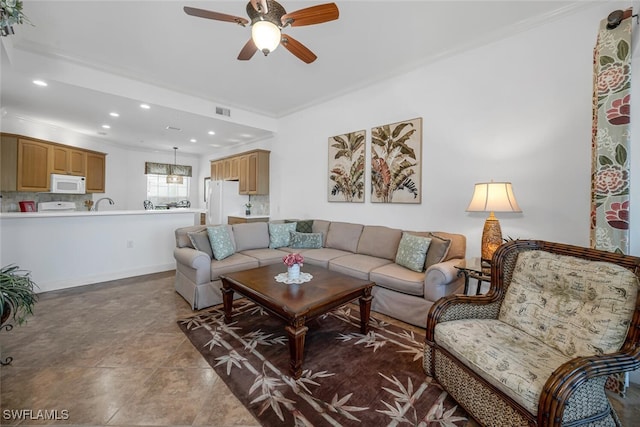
[289,231,323,249]
[207,225,235,260]
[269,222,297,248]
[188,230,214,259]
[285,219,314,233]
[395,232,432,272]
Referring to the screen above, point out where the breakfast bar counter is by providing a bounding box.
[0,209,203,293]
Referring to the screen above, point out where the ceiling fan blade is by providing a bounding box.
[281,3,339,27]
[281,34,317,64]
[237,38,258,60]
[183,6,249,26]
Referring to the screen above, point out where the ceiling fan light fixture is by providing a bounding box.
[251,20,281,55]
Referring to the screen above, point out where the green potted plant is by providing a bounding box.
[0,264,38,326]
[244,202,252,216]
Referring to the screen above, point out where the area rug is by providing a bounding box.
[178,300,469,426]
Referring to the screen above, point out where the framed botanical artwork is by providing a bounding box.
[370,117,422,204]
[328,130,366,202]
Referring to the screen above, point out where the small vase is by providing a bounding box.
[287,264,301,280]
[245,209,251,216]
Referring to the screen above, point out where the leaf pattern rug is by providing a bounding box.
[178,300,469,426]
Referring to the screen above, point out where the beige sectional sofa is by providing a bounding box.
[173,220,466,327]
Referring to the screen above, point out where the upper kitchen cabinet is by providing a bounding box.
[85,152,106,193]
[224,157,240,181]
[51,146,86,176]
[17,138,52,192]
[1,134,18,191]
[240,150,269,195]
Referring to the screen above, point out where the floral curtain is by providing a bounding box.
[591,9,633,397]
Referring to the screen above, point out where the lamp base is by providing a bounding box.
[481,212,503,264]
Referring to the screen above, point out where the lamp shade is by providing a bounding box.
[466,182,522,213]
[252,20,281,54]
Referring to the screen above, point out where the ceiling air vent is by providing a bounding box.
[215,106,231,117]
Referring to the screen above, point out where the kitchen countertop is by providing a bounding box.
[0,208,205,219]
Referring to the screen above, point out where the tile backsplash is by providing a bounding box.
[0,191,92,212]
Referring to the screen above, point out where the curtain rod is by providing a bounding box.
[607,9,638,29]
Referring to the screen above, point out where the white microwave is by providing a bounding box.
[50,174,86,194]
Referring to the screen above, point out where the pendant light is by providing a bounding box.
[167,147,183,184]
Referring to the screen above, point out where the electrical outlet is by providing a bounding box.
[126,240,134,248]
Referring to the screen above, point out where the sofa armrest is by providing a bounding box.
[174,247,211,270]
[422,259,463,301]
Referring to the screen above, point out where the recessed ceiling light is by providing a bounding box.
[190,138,197,143]
[102,124,111,129]
[33,80,48,87]
[109,112,119,117]
[208,131,215,135]
[140,103,150,109]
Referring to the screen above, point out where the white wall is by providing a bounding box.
[270,2,640,259]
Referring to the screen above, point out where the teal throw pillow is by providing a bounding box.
[395,232,432,272]
[187,230,214,259]
[269,222,297,248]
[289,231,323,249]
[207,225,235,260]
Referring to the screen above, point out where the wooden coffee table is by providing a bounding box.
[220,263,373,379]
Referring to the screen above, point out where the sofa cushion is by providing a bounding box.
[207,225,236,260]
[325,222,364,253]
[356,226,402,260]
[434,318,571,414]
[433,232,465,262]
[268,222,297,248]
[175,225,207,248]
[233,222,270,251]
[395,233,431,272]
[499,250,638,358]
[370,263,426,296]
[211,253,260,281]
[329,254,393,280]
[187,230,214,259]
[289,231,323,249]
[312,220,331,246]
[300,248,352,268]
[240,248,290,266]
[425,233,451,269]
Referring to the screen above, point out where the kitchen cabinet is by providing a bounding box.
[240,150,269,195]
[225,157,239,180]
[227,216,269,225]
[0,134,18,191]
[52,146,86,176]
[85,152,106,193]
[17,138,51,192]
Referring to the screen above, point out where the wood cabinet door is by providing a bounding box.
[229,157,239,180]
[238,155,248,194]
[17,139,51,191]
[86,152,105,193]
[51,146,69,174]
[68,149,87,176]
[247,152,258,193]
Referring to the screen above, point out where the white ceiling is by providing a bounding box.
[0,0,588,156]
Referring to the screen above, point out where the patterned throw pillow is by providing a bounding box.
[268,222,297,248]
[207,225,235,260]
[395,232,432,272]
[187,230,214,259]
[289,231,323,249]
[285,219,314,233]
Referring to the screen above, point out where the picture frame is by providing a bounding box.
[370,117,422,204]
[204,177,211,202]
[327,130,366,203]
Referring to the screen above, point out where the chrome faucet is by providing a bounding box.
[91,197,114,211]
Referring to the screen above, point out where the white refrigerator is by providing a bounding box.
[206,180,249,225]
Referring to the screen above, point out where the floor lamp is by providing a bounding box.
[466,182,522,264]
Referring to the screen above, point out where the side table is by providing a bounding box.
[455,258,491,295]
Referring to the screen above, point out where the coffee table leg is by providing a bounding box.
[285,320,308,379]
[221,282,234,324]
[359,288,373,334]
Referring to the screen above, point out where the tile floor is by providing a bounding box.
[0,271,638,426]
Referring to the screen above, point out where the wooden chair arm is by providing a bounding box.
[538,349,640,426]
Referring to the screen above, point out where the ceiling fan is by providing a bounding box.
[184,0,339,64]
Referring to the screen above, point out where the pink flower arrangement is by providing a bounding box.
[283,253,304,267]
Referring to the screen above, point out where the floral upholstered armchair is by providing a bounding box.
[424,240,640,427]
